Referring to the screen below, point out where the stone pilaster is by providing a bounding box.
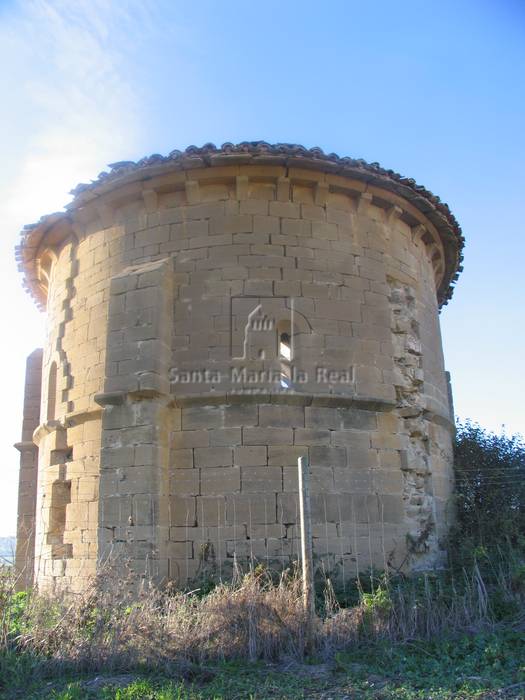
[96,257,174,585]
[14,348,43,589]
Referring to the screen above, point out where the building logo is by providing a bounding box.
[230,296,295,362]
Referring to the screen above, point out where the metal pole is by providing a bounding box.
[298,455,315,652]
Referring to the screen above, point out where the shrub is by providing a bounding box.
[450,420,525,570]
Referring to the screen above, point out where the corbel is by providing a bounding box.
[142,189,158,213]
[314,182,329,206]
[94,201,114,229]
[412,224,427,245]
[277,176,290,202]
[236,175,249,200]
[185,180,200,204]
[356,191,373,214]
[386,204,403,224]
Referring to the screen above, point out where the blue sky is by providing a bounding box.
[0,0,524,536]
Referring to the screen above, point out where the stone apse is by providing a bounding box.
[14,143,464,592]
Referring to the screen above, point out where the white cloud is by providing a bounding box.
[2,0,147,217]
[0,0,147,535]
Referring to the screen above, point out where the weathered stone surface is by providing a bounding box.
[14,144,459,592]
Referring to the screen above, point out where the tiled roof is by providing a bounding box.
[16,142,464,308]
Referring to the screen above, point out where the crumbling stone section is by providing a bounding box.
[388,279,447,568]
[13,143,461,592]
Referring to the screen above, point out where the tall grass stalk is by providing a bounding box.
[1,552,523,682]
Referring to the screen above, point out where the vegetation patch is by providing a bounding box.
[1,422,524,699]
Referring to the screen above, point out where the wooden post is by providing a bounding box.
[298,455,315,652]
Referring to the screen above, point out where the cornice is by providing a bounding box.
[15,142,464,310]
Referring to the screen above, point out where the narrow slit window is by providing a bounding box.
[279,332,291,361]
[278,328,292,389]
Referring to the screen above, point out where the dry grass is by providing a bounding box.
[1,557,524,679]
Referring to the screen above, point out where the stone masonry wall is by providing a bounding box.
[168,402,408,584]
[19,160,455,591]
